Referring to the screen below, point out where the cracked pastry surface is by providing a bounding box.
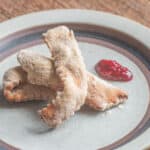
[85,72,127,110]
[3,65,127,110]
[17,50,128,111]
[3,26,128,128]
[3,66,56,102]
[17,50,61,91]
[38,26,88,127]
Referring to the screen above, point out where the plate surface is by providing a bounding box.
[0,10,150,150]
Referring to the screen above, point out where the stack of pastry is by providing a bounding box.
[3,26,128,128]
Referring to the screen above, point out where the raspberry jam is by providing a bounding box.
[95,59,133,81]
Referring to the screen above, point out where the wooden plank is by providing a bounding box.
[0,0,149,27]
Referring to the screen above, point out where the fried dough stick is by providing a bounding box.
[17,50,128,111]
[3,26,128,127]
[3,65,127,110]
[3,66,55,102]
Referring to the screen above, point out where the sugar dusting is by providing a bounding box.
[118,104,124,109]
[105,110,112,115]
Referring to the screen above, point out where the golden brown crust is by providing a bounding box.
[2,26,128,128]
[3,66,127,110]
[85,72,127,110]
[17,49,128,111]
[17,50,61,90]
[39,26,88,127]
[3,66,55,102]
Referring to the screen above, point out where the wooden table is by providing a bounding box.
[0,0,149,28]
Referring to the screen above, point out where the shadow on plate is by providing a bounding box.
[0,88,103,134]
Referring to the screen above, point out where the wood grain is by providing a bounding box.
[0,0,149,27]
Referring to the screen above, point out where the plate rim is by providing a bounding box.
[0,9,149,48]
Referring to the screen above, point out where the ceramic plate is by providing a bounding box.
[0,10,150,150]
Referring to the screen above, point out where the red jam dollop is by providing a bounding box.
[95,59,133,81]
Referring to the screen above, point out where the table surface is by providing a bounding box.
[0,0,149,28]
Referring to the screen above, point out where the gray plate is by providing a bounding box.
[0,10,150,150]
